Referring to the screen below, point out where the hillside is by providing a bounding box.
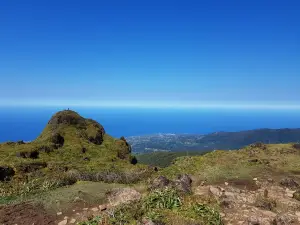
[127,128,300,153]
[0,110,147,197]
[2,111,300,224]
[135,151,209,168]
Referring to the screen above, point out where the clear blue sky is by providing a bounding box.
[0,0,299,108]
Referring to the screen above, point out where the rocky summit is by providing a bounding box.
[2,111,300,225]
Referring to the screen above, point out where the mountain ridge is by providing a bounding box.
[127,128,300,153]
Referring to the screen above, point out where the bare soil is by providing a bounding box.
[0,202,55,225]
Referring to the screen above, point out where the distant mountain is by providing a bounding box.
[127,128,300,153]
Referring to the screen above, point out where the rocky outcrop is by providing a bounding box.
[48,110,86,126]
[0,166,15,181]
[116,137,132,160]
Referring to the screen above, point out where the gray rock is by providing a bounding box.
[273,213,298,225]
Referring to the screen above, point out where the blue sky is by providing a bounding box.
[0,0,299,108]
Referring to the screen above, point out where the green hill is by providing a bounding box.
[0,110,147,197]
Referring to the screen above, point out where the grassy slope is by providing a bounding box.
[0,110,148,199]
[135,151,209,168]
[161,143,300,183]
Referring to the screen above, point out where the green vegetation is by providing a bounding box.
[0,110,149,199]
[136,151,209,167]
[143,188,181,210]
[160,143,300,183]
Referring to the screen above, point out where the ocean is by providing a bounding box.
[1,106,300,142]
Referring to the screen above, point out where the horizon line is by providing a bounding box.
[1,100,300,109]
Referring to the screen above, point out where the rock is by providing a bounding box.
[151,176,171,189]
[273,213,298,224]
[63,216,68,220]
[209,186,221,197]
[267,178,274,183]
[115,137,132,159]
[58,220,67,225]
[293,190,300,201]
[83,208,88,211]
[247,216,260,225]
[280,178,299,189]
[107,188,141,207]
[69,219,76,224]
[56,212,62,216]
[225,182,229,186]
[173,174,192,193]
[99,204,108,211]
[253,178,258,181]
[0,166,15,181]
[91,207,98,212]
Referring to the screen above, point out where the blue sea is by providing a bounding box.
[1,107,300,142]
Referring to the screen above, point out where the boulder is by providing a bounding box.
[107,188,141,207]
[0,166,15,181]
[173,174,192,193]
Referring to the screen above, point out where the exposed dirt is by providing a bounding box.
[0,202,55,225]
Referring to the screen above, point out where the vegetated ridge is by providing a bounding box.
[127,128,300,153]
